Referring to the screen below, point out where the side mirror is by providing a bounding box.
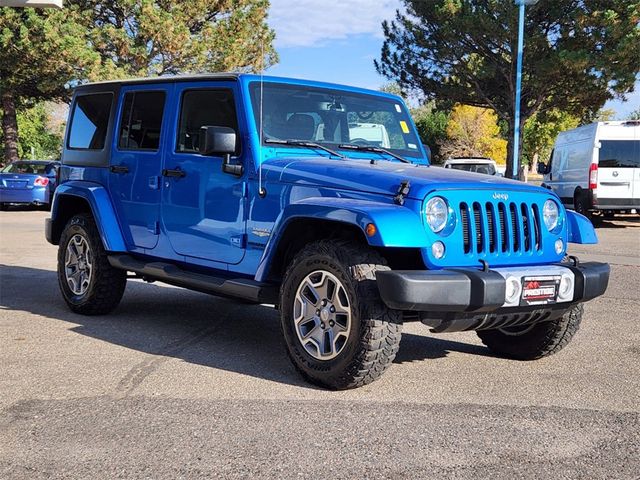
[536,162,549,175]
[199,126,242,176]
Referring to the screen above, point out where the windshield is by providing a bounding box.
[249,82,424,160]
[448,163,496,175]
[1,162,49,174]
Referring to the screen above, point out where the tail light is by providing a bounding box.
[588,163,598,190]
[34,176,49,187]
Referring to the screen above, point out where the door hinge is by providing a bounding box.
[230,234,247,249]
[148,176,160,190]
[147,221,160,235]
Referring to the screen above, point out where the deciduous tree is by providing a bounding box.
[440,104,506,164]
[376,0,640,178]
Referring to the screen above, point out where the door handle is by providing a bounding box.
[110,165,129,174]
[162,168,186,178]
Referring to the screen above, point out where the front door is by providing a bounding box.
[109,86,169,249]
[161,84,246,264]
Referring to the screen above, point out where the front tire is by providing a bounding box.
[280,240,402,390]
[477,304,583,360]
[58,214,127,315]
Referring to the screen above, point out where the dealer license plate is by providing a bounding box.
[520,275,561,306]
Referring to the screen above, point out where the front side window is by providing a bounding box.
[599,140,640,168]
[118,91,166,150]
[249,82,423,159]
[68,93,113,150]
[177,89,238,154]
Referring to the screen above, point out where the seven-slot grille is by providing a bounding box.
[459,201,542,255]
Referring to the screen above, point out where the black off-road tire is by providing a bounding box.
[477,304,583,360]
[280,240,402,390]
[58,214,127,315]
[573,190,591,218]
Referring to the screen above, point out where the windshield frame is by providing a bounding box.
[247,80,428,164]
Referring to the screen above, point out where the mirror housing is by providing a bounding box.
[199,126,242,176]
[536,162,548,175]
[199,126,236,156]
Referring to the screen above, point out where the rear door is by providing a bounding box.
[597,139,638,204]
[109,86,169,249]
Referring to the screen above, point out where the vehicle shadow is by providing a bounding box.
[0,264,490,388]
[593,215,640,229]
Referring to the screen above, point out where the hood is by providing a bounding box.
[261,156,542,200]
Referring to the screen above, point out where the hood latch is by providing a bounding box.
[394,180,411,205]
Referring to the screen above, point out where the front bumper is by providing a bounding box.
[376,261,610,313]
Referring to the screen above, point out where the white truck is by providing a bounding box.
[538,121,640,217]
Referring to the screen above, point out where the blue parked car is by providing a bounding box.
[0,160,60,210]
[45,74,609,389]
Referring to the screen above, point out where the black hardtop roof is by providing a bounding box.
[73,73,242,91]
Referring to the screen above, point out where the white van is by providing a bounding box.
[538,121,640,216]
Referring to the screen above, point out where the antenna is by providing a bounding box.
[258,39,266,198]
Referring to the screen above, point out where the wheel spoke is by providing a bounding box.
[300,279,322,306]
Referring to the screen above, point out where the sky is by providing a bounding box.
[266,0,638,119]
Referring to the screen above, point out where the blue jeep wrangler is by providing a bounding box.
[46,74,609,389]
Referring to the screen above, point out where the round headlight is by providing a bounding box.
[425,197,449,233]
[542,200,559,231]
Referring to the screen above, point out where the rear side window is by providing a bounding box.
[599,140,640,168]
[177,90,238,154]
[68,93,113,150]
[118,91,166,150]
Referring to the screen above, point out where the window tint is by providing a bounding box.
[599,140,640,168]
[118,91,166,150]
[68,93,113,149]
[177,90,238,153]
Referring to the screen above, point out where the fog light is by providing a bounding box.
[432,241,445,259]
[505,276,521,304]
[555,239,564,255]
[559,274,573,300]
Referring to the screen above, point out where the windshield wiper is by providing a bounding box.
[337,144,410,164]
[265,139,345,158]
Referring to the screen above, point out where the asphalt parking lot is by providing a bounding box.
[1,210,639,479]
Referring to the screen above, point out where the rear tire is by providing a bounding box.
[573,190,590,217]
[280,240,402,390]
[58,214,127,315]
[477,304,583,360]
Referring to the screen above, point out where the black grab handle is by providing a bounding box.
[162,168,186,178]
[109,165,129,174]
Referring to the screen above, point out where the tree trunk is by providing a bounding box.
[1,90,20,164]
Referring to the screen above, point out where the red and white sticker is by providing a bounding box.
[520,276,561,306]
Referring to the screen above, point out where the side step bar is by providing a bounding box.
[108,254,278,304]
